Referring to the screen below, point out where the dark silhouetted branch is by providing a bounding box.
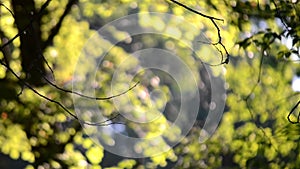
[287,100,300,124]
[42,0,78,49]
[41,73,140,100]
[0,0,138,126]
[0,58,126,126]
[168,0,230,65]
[0,3,15,17]
[169,0,223,21]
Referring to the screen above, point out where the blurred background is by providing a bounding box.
[0,0,300,168]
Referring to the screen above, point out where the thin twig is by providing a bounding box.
[0,59,125,126]
[169,0,230,64]
[41,72,140,100]
[287,100,300,124]
[169,0,223,21]
[39,53,55,80]
[0,3,15,17]
[0,0,52,50]
[0,0,137,126]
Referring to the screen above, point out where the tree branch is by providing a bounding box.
[0,30,11,66]
[0,0,139,126]
[0,3,15,17]
[41,73,140,100]
[168,0,230,64]
[287,100,300,124]
[168,0,223,21]
[42,0,78,50]
[0,0,52,51]
[0,58,126,126]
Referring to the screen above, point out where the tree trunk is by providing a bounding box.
[12,0,45,86]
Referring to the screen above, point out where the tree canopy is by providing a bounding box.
[0,0,300,168]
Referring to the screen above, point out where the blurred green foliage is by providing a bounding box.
[0,0,300,168]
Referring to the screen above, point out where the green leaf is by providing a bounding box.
[86,146,103,165]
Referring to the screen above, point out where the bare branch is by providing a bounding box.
[168,0,223,21]
[40,70,140,100]
[168,0,230,64]
[0,0,52,51]
[287,100,300,124]
[0,59,127,126]
[0,3,15,17]
[39,53,55,80]
[0,0,139,126]
[39,0,52,14]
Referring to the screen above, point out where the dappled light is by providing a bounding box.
[0,0,300,168]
